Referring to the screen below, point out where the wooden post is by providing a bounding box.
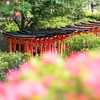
[63,40,65,52]
[48,37,51,51]
[62,35,66,53]
[89,29,93,33]
[65,34,69,38]
[59,35,63,55]
[39,38,42,55]
[23,44,26,53]
[53,38,56,53]
[57,40,60,54]
[23,39,26,53]
[26,41,29,54]
[61,39,63,55]
[9,38,12,53]
[43,37,47,53]
[51,36,55,52]
[57,35,60,54]
[93,29,98,36]
[82,31,88,34]
[18,39,21,52]
[30,40,33,57]
[13,38,16,52]
[35,39,37,56]
[52,41,54,52]
[95,29,98,37]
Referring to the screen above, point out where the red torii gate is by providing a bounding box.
[3,20,100,56]
[3,29,75,57]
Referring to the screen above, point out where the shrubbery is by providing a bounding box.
[0,19,19,32]
[65,33,100,55]
[87,12,100,21]
[83,9,100,21]
[38,15,95,29]
[0,51,30,81]
[0,51,100,99]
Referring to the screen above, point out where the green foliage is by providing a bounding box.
[38,16,72,28]
[0,14,95,31]
[0,0,99,31]
[2,51,100,99]
[83,9,100,21]
[37,15,96,28]
[0,19,19,32]
[0,0,65,30]
[65,33,100,55]
[87,12,100,21]
[0,51,30,81]
[83,9,93,16]
[0,14,94,32]
[64,0,87,19]
[0,0,89,30]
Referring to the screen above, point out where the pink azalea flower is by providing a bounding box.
[14,81,47,99]
[83,60,100,96]
[0,82,6,100]
[0,82,5,90]
[65,53,90,76]
[65,93,90,100]
[20,62,38,75]
[31,82,47,97]
[65,92,76,100]
[6,69,20,82]
[77,94,90,100]
[42,52,57,65]
[0,81,47,100]
[0,83,18,100]
[43,76,55,87]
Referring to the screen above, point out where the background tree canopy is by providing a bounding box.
[0,0,89,31]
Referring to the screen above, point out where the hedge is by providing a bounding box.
[65,33,100,55]
[0,51,30,81]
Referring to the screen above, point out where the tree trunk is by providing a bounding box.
[91,3,93,12]
[30,20,39,29]
[21,14,25,31]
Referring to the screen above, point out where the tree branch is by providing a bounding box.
[25,18,33,30]
[21,13,25,30]
[12,18,21,30]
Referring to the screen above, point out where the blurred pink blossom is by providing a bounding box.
[66,52,100,98]
[20,62,38,75]
[0,82,6,100]
[0,81,47,100]
[65,53,90,76]
[65,93,90,100]
[77,94,90,100]
[65,92,76,100]
[0,83,18,100]
[14,81,47,99]
[42,52,57,65]
[83,60,100,96]
[6,69,20,82]
[43,76,55,87]
[1,51,100,100]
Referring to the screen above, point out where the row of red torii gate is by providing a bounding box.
[3,20,100,57]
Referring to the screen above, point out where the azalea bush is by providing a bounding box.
[1,51,100,100]
[0,51,30,81]
[65,33,100,55]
